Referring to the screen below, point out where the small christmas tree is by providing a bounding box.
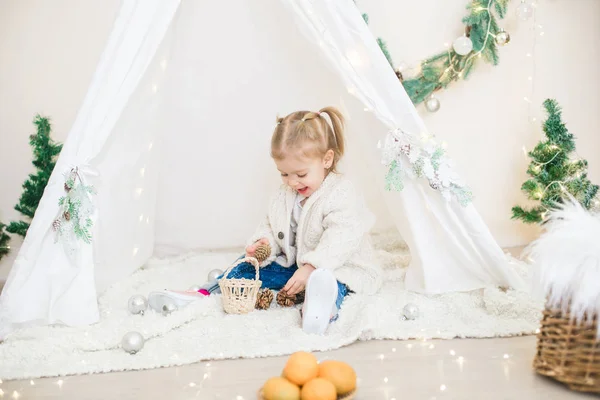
[0,221,10,261]
[512,99,599,224]
[7,115,62,237]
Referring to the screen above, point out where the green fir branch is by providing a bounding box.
[0,222,10,261]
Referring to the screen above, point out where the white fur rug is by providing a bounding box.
[0,233,542,380]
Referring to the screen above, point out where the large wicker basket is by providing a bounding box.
[218,257,262,314]
[533,306,600,393]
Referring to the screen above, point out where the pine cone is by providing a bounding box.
[255,289,274,310]
[276,290,305,307]
[63,211,71,221]
[52,219,61,231]
[64,182,71,192]
[254,244,271,263]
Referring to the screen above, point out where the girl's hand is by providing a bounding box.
[283,264,316,295]
[246,238,269,258]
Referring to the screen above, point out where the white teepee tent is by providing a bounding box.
[0,0,525,336]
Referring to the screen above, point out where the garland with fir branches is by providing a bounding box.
[360,0,512,105]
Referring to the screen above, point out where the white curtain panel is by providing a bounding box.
[0,0,181,336]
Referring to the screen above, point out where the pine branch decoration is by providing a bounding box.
[402,0,509,104]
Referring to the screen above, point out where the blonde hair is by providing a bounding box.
[271,106,345,172]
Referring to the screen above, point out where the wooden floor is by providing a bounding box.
[1,336,594,400]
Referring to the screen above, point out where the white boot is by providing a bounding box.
[302,269,338,335]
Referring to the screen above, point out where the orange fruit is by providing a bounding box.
[300,378,337,400]
[317,360,357,395]
[262,377,301,400]
[283,352,319,386]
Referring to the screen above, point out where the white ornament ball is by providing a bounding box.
[162,301,178,316]
[495,30,511,46]
[207,269,223,282]
[425,96,441,113]
[127,295,148,315]
[188,284,202,292]
[516,1,534,20]
[122,331,144,354]
[402,303,420,320]
[453,35,473,56]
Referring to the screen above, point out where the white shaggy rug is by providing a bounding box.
[0,233,542,380]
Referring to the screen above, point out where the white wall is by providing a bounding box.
[0,0,599,277]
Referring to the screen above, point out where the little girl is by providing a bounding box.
[151,107,382,335]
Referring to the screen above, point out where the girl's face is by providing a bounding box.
[275,149,334,198]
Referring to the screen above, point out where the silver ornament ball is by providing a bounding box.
[127,294,148,315]
[121,331,145,354]
[453,35,473,56]
[495,30,511,46]
[516,1,534,20]
[162,301,178,316]
[425,96,441,113]
[402,303,420,320]
[188,284,202,292]
[207,268,223,281]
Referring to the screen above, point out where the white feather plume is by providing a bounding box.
[525,199,600,336]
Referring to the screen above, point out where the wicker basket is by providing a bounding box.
[218,257,262,314]
[533,307,600,393]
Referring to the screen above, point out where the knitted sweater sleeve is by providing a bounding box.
[299,181,364,271]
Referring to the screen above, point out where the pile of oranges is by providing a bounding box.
[261,351,357,400]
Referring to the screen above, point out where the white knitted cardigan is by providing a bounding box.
[248,173,383,295]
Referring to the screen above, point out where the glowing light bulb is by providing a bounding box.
[440,384,447,391]
[57,380,64,388]
[189,382,196,387]
[29,381,34,386]
[133,247,139,256]
[378,354,385,360]
[450,350,456,356]
[503,354,510,359]
[383,377,389,383]
[392,348,397,352]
